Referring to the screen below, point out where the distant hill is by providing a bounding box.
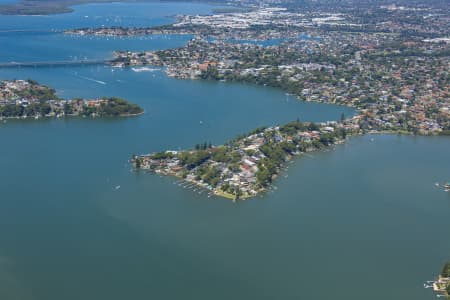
[0,0,180,15]
[1,0,448,15]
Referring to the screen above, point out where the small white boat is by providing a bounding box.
[115,185,121,190]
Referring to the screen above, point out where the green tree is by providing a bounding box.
[441,262,450,278]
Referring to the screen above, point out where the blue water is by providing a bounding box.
[0,2,213,30]
[0,65,354,144]
[0,3,449,300]
[0,2,214,62]
[0,0,16,4]
[0,33,193,62]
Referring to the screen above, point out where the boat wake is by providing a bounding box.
[131,67,160,73]
[77,75,106,85]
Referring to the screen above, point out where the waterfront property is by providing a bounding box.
[0,2,449,300]
[109,2,450,199]
[132,119,359,200]
[73,2,448,137]
[110,35,449,136]
[0,79,143,119]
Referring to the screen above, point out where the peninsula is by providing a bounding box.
[71,5,449,136]
[59,0,450,199]
[108,2,449,200]
[0,79,143,120]
[132,119,359,200]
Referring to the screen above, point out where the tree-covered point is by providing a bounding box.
[150,151,175,160]
[194,164,221,187]
[0,95,143,119]
[441,262,450,278]
[0,102,52,117]
[9,79,59,101]
[178,150,211,170]
[95,97,143,117]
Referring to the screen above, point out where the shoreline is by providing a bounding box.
[132,120,361,200]
[0,0,225,16]
[131,123,449,201]
[0,80,144,121]
[0,110,144,121]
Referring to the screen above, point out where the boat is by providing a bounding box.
[444,183,450,192]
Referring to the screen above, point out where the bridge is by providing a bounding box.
[0,59,111,68]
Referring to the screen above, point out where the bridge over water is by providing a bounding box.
[0,59,111,68]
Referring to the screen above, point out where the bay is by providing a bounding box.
[0,2,214,30]
[0,2,449,300]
